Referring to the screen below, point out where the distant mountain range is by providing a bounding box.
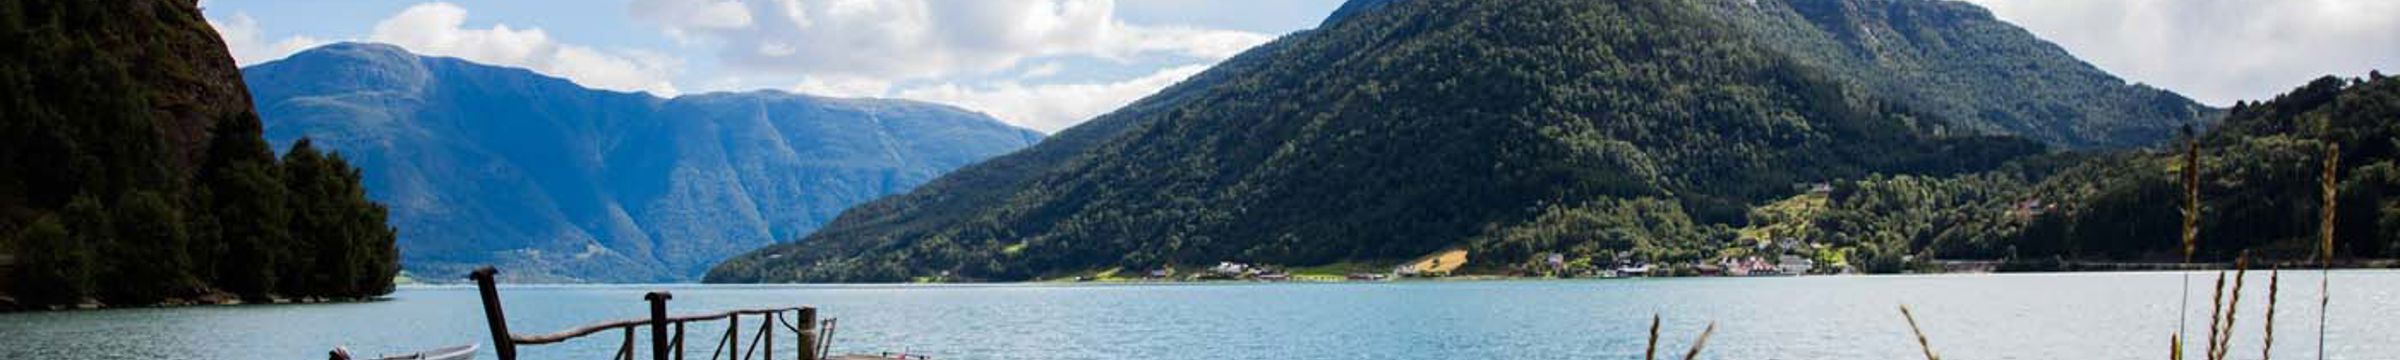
[707,0,2222,283]
[243,43,1043,282]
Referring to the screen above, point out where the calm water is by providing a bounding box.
[3,271,2396,360]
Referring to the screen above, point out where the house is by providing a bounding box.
[1613,263,1652,277]
[1210,262,1250,276]
[1776,255,1815,275]
[1723,256,1774,276]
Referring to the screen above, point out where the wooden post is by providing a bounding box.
[728,312,739,360]
[674,322,687,360]
[470,267,518,360]
[621,328,635,360]
[798,308,819,360]
[764,312,775,360]
[647,291,672,360]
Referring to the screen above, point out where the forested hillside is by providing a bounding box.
[245,43,1044,282]
[1765,74,2400,271]
[1706,0,2218,148]
[707,0,2062,283]
[1,0,395,308]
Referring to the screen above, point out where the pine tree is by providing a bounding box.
[7,215,91,306]
[197,111,291,300]
[101,191,192,304]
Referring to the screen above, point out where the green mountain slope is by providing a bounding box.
[1,0,396,307]
[707,0,2052,282]
[1745,73,2399,272]
[1705,0,2218,148]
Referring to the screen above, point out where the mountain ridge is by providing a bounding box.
[246,42,1043,282]
[706,0,2096,283]
[1708,0,2218,148]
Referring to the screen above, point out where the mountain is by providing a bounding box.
[242,43,1044,282]
[2,0,395,307]
[1705,0,2218,148]
[704,0,2101,283]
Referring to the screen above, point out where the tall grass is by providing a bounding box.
[1681,322,1715,360]
[1900,305,1939,360]
[1640,314,1712,360]
[2165,137,2330,360]
[2316,143,2338,360]
[1646,314,1661,360]
[2209,254,2250,360]
[2203,271,2228,359]
[2264,268,2280,360]
[2177,132,2201,360]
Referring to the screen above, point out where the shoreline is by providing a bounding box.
[422,266,2400,287]
[0,294,390,313]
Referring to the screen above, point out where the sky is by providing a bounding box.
[201,0,2398,133]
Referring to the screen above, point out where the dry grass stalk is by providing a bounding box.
[1681,322,1715,360]
[2321,143,2340,264]
[1900,305,1940,360]
[2176,131,2202,360]
[2213,254,2251,360]
[1647,314,1661,360]
[2317,143,2338,360]
[2183,134,2202,261]
[2264,268,2280,360]
[2173,333,2185,360]
[2205,271,2227,359]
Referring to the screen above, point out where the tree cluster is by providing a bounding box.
[2,0,397,307]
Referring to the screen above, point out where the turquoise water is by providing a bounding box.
[3,271,2396,359]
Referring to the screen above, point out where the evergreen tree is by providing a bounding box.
[197,111,290,299]
[7,215,91,305]
[100,191,192,304]
[2,0,401,306]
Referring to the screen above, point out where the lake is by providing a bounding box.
[3,271,2395,359]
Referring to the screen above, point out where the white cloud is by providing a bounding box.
[790,75,894,98]
[627,0,1273,130]
[897,64,1208,133]
[629,0,754,41]
[369,2,685,96]
[1018,62,1065,79]
[1963,0,2400,105]
[209,12,325,66]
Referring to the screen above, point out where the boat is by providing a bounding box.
[1613,264,1652,277]
[329,344,477,360]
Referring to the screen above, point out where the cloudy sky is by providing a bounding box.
[202,0,2397,133]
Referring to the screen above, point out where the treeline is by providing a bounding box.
[2009,74,2400,263]
[1770,74,2399,271]
[1,0,396,308]
[8,137,397,306]
[1464,74,2400,275]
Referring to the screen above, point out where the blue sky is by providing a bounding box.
[203,0,2397,133]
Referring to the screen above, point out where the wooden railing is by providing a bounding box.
[471,267,827,360]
